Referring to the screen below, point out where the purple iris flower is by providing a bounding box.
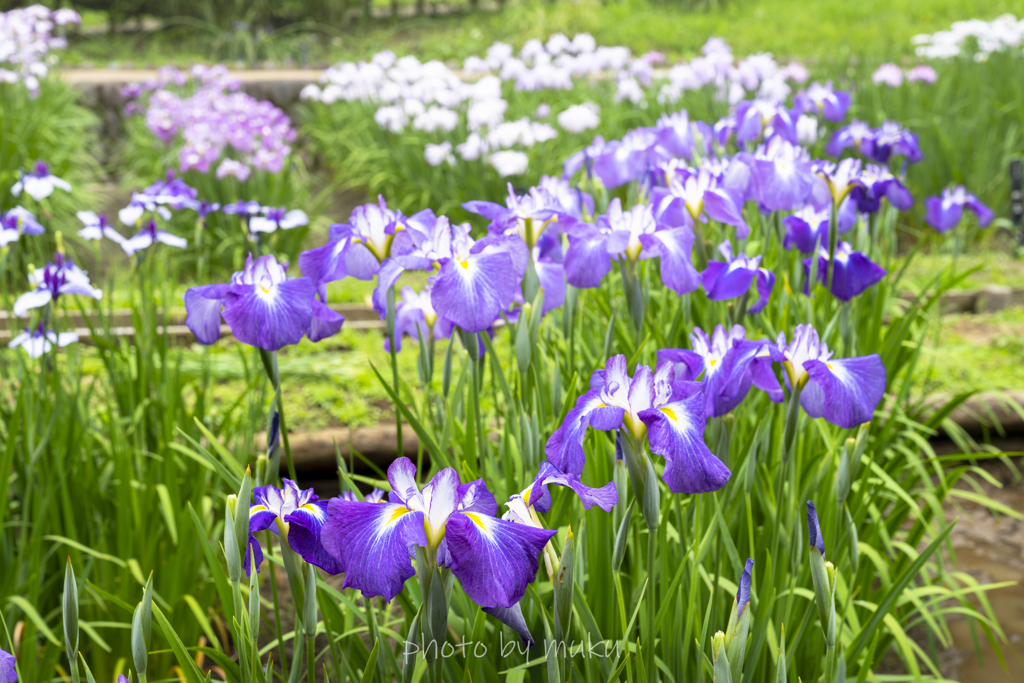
[651,167,750,238]
[1,206,44,247]
[122,220,187,256]
[803,242,888,301]
[76,211,125,246]
[321,458,556,609]
[141,171,199,209]
[815,159,863,208]
[867,121,923,164]
[733,100,798,146]
[546,355,730,494]
[591,127,664,188]
[655,110,695,159]
[924,186,994,233]
[8,321,79,358]
[849,164,914,213]
[223,200,263,221]
[371,210,455,316]
[657,324,783,417]
[563,135,607,180]
[781,201,858,253]
[563,198,699,295]
[191,200,221,221]
[744,137,818,212]
[512,460,618,519]
[298,197,412,303]
[772,324,886,428]
[0,646,15,683]
[824,120,874,158]
[184,253,344,350]
[249,206,310,234]
[11,161,71,201]
[463,183,563,270]
[383,285,453,352]
[701,241,775,314]
[793,82,851,122]
[429,221,520,333]
[538,174,595,221]
[13,253,102,317]
[246,479,342,575]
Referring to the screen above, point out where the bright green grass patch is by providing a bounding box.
[917,307,1024,394]
[901,251,1024,293]
[60,0,1024,67]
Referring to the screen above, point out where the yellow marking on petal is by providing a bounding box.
[827,363,834,371]
[463,512,490,534]
[249,505,268,518]
[660,407,679,422]
[386,506,410,525]
[709,358,718,367]
[459,259,469,270]
[299,503,324,521]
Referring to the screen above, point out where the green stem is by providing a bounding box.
[646,524,658,682]
[387,285,404,460]
[265,531,288,674]
[306,630,315,683]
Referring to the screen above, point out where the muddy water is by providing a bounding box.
[944,456,1024,682]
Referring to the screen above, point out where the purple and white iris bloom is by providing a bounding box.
[298,197,415,303]
[850,165,914,213]
[781,202,858,253]
[13,254,102,317]
[340,488,386,503]
[121,221,187,256]
[745,138,819,212]
[651,168,750,238]
[184,253,344,350]
[223,200,263,222]
[591,127,664,188]
[76,211,125,245]
[655,110,695,159]
[803,242,888,301]
[247,480,342,575]
[370,210,456,317]
[701,241,775,314]
[11,162,71,201]
[546,355,730,494]
[249,207,310,234]
[815,159,863,209]
[538,174,594,222]
[794,82,851,122]
[8,322,79,358]
[924,186,994,233]
[866,121,923,164]
[733,100,798,146]
[463,183,564,272]
[563,198,700,295]
[321,458,556,610]
[429,221,520,333]
[772,324,886,429]
[0,207,44,247]
[384,285,453,352]
[824,120,874,158]
[657,325,782,417]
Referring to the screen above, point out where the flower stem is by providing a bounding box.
[387,286,404,460]
[646,522,658,682]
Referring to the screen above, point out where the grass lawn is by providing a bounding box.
[61,0,1024,67]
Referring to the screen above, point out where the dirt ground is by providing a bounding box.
[941,449,1024,683]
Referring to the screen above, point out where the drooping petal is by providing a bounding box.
[308,298,345,342]
[222,278,315,351]
[444,512,556,608]
[13,289,53,318]
[829,251,887,302]
[482,602,536,647]
[748,269,775,314]
[184,284,230,344]
[533,259,566,314]
[372,259,406,318]
[299,236,350,299]
[639,227,700,295]
[564,231,615,289]
[321,499,427,602]
[703,261,755,302]
[639,391,730,494]
[703,188,749,239]
[801,354,886,428]
[430,250,517,333]
[286,500,344,575]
